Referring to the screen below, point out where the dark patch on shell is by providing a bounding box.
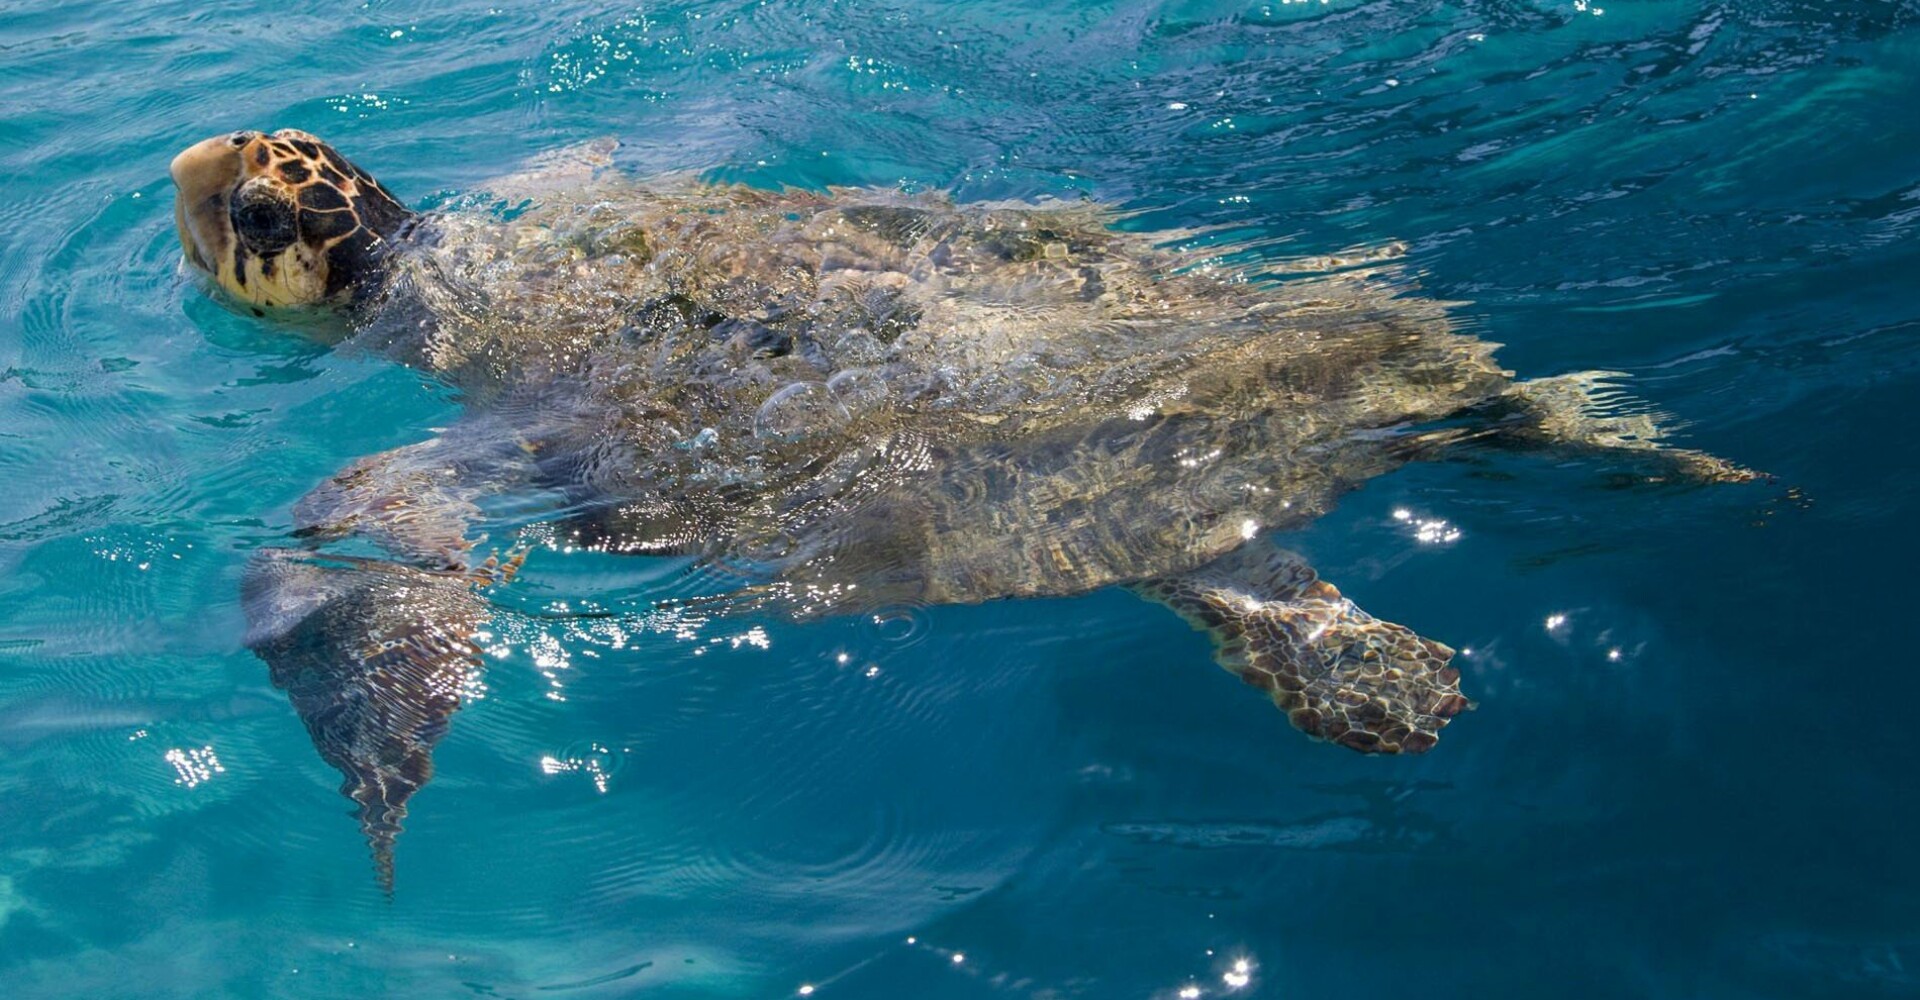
[839,205,935,246]
[832,282,921,345]
[632,294,724,332]
[712,317,792,359]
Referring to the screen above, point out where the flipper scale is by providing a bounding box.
[1134,545,1466,755]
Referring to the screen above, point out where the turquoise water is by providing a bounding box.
[4,0,1919,996]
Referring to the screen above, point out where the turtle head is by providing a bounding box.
[171,129,412,308]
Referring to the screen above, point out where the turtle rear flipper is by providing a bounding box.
[1132,545,1467,754]
[1494,371,1761,484]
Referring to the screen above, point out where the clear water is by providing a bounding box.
[3,1,1917,996]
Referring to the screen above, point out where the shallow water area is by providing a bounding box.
[3,1,1920,997]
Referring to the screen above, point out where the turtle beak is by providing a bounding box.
[171,131,257,275]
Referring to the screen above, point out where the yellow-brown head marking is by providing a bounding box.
[171,128,411,307]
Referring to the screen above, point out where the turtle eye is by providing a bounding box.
[227,130,258,148]
[230,181,297,253]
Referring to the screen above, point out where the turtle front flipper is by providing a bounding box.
[1491,371,1761,484]
[244,551,484,893]
[244,433,536,891]
[1131,545,1467,754]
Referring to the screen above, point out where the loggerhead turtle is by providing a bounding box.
[171,128,1754,887]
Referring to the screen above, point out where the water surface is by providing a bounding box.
[2,1,1918,997]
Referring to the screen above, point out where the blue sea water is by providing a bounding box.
[3,0,1919,996]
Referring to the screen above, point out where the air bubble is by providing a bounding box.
[543,740,625,793]
[735,529,797,563]
[755,382,850,444]
[862,603,931,647]
[827,367,890,416]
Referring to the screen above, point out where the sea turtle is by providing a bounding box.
[171,128,1754,887]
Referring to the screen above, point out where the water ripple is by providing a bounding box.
[3,0,1917,995]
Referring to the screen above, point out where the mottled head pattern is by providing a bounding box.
[171,128,411,307]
